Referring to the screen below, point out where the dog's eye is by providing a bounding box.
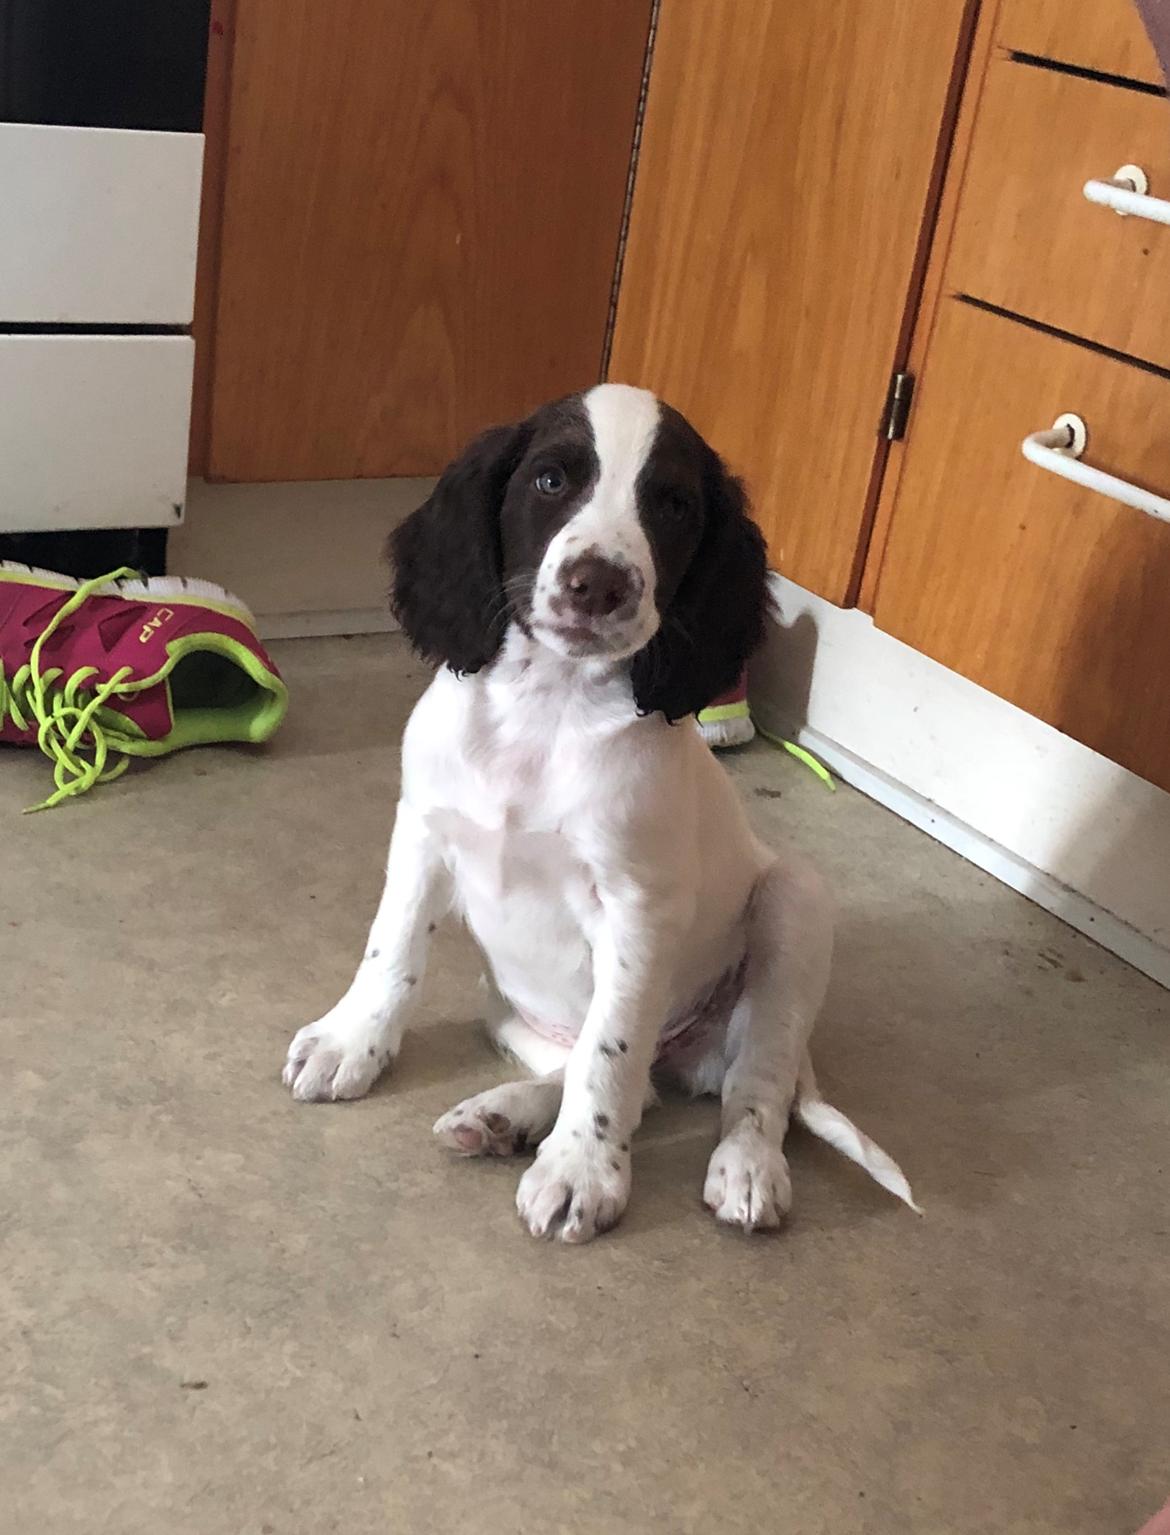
[535,467,567,496]
[661,488,693,518]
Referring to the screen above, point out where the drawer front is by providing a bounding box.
[0,336,194,532]
[947,59,1170,367]
[0,124,203,324]
[875,299,1170,792]
[996,0,1163,87]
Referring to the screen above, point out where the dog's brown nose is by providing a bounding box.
[560,554,633,618]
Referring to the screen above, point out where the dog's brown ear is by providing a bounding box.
[630,453,767,721]
[389,422,530,674]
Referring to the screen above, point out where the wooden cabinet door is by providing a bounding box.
[608,0,973,603]
[874,299,1170,792]
[201,1,651,481]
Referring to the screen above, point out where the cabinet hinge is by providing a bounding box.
[881,370,915,442]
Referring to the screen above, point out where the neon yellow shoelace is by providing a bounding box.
[1,567,139,812]
[755,725,836,790]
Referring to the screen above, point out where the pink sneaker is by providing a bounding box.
[1,562,288,811]
[697,673,755,748]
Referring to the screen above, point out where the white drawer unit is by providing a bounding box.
[0,123,203,325]
[0,335,195,531]
[0,1,208,538]
[0,123,204,532]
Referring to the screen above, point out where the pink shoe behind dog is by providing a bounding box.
[1,562,288,810]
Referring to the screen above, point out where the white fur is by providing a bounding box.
[529,385,661,660]
[284,384,917,1240]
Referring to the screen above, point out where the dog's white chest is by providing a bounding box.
[429,805,600,1029]
[427,807,584,905]
[402,651,648,1030]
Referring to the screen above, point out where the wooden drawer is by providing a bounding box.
[0,336,194,533]
[996,0,1162,88]
[0,124,203,325]
[947,59,1170,367]
[874,299,1170,792]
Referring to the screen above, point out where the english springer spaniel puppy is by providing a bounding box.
[284,384,916,1241]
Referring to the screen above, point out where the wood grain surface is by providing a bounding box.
[609,0,972,602]
[874,298,1170,791]
[946,58,1170,368]
[996,0,1163,86]
[206,0,651,480]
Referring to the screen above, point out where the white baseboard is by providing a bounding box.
[796,726,1170,990]
[752,575,1170,990]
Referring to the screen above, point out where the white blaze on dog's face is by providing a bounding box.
[391,381,767,722]
[525,385,662,660]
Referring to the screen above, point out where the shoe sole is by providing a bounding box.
[696,714,756,749]
[0,560,257,629]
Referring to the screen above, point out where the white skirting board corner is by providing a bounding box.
[752,574,1170,992]
[790,726,1170,991]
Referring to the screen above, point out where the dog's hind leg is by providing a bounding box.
[434,1075,565,1156]
[433,996,570,1156]
[435,996,657,1158]
[702,851,832,1231]
[703,851,918,1228]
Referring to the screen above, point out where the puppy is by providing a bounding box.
[284,384,916,1241]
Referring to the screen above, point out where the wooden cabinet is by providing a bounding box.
[867,0,1170,792]
[607,0,1169,790]
[194,0,651,481]
[608,0,975,604]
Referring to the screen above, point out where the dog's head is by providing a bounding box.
[390,383,767,720]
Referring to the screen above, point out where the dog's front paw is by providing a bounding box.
[515,1133,631,1243]
[282,1013,396,1102]
[704,1125,791,1232]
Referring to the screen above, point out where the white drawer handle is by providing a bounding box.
[1021,413,1170,524]
[1083,164,1170,226]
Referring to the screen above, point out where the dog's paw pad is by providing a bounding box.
[433,1104,523,1157]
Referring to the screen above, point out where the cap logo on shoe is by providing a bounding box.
[138,608,175,644]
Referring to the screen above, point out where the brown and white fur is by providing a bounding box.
[283,384,917,1242]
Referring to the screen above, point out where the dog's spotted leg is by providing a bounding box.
[283,802,449,1102]
[436,1069,657,1160]
[703,853,832,1231]
[515,897,676,1243]
[433,1076,564,1156]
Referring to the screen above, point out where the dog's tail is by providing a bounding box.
[793,1050,922,1214]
